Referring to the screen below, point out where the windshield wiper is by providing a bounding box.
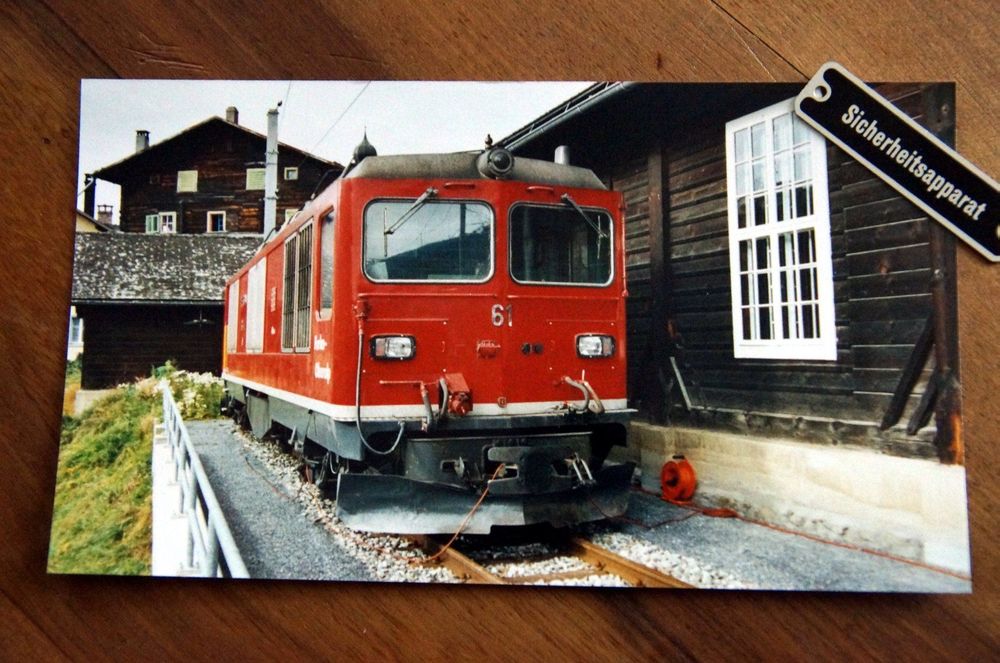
[385,187,438,235]
[561,193,608,239]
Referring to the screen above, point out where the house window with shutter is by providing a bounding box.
[207,211,226,233]
[725,98,837,360]
[246,168,266,190]
[159,211,177,234]
[177,169,198,192]
[145,214,161,233]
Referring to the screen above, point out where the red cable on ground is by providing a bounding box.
[633,486,971,582]
[418,463,507,565]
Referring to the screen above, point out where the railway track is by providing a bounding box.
[410,534,693,588]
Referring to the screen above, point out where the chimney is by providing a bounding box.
[226,106,239,124]
[135,130,150,153]
[262,107,279,237]
[554,145,571,165]
[97,205,113,225]
[83,173,96,218]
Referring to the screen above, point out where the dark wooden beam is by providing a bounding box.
[923,84,963,464]
[879,315,933,430]
[643,141,671,422]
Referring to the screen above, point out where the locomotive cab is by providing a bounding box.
[223,146,634,535]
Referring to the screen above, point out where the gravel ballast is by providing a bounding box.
[183,419,969,591]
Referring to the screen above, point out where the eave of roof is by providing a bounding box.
[497,82,634,151]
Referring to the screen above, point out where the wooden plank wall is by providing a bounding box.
[1,1,996,660]
[116,125,331,233]
[610,84,949,457]
[77,305,223,389]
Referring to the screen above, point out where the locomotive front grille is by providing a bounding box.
[403,431,591,493]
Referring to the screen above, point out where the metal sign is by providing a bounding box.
[796,62,999,262]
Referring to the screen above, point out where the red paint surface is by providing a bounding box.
[223,175,627,417]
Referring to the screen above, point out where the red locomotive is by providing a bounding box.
[222,138,633,534]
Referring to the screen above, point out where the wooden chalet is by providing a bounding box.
[500,82,968,571]
[72,233,260,388]
[501,82,960,462]
[72,107,341,388]
[84,107,341,234]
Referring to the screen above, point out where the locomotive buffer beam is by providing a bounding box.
[335,462,634,536]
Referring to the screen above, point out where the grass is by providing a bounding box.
[63,355,81,416]
[48,362,225,576]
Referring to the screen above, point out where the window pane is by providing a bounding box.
[802,304,816,338]
[758,306,772,339]
[797,229,815,263]
[282,238,296,349]
[773,113,791,151]
[736,162,748,196]
[510,204,611,284]
[774,151,791,187]
[755,237,769,270]
[799,268,813,301]
[794,185,813,218]
[740,274,750,305]
[296,225,313,348]
[737,196,748,229]
[735,129,748,162]
[752,159,765,192]
[793,147,811,182]
[742,307,752,340]
[792,114,810,145]
[751,122,765,157]
[365,200,493,282]
[739,239,750,271]
[753,195,767,226]
[320,213,335,311]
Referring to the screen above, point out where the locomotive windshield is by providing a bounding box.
[363,200,493,282]
[509,204,613,285]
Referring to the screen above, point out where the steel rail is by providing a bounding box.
[412,534,691,588]
[161,382,250,578]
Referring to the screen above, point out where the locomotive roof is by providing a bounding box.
[344,152,607,190]
[72,232,260,304]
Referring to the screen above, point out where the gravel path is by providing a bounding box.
[598,490,971,592]
[186,420,372,581]
[186,420,456,583]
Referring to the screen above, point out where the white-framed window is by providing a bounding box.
[177,169,198,192]
[226,281,239,353]
[725,98,837,360]
[246,257,266,353]
[284,166,299,181]
[159,211,177,234]
[207,211,226,233]
[246,168,266,190]
[281,221,313,352]
[145,212,177,233]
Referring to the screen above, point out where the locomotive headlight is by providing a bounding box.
[576,334,615,358]
[370,335,415,360]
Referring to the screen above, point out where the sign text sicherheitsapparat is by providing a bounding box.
[795,62,999,262]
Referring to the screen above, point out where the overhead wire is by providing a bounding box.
[295,80,372,171]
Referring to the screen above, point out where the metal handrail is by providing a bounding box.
[160,382,250,578]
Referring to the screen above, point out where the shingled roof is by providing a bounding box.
[72,233,260,304]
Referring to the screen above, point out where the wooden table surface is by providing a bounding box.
[1,1,996,659]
